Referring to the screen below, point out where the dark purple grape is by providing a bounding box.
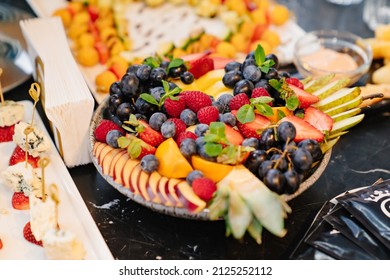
[159,60,169,70]
[120,73,140,98]
[245,51,255,60]
[241,58,256,71]
[245,149,268,174]
[109,114,123,127]
[223,70,242,89]
[265,54,279,69]
[254,79,272,92]
[242,65,262,83]
[258,160,274,179]
[233,79,254,97]
[270,153,288,172]
[116,102,135,121]
[292,148,313,171]
[168,64,186,79]
[282,141,297,154]
[150,67,167,85]
[264,169,285,194]
[277,121,296,143]
[136,64,152,81]
[284,170,300,194]
[109,93,124,108]
[259,128,277,150]
[126,64,140,74]
[263,67,279,80]
[298,139,322,162]
[103,106,115,120]
[109,82,122,96]
[242,137,259,149]
[224,61,242,72]
[279,71,291,78]
[135,97,158,117]
[180,71,194,84]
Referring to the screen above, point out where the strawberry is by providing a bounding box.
[280,116,324,143]
[9,146,39,168]
[224,124,244,145]
[138,143,157,160]
[182,91,212,113]
[137,120,165,147]
[197,106,220,125]
[167,118,187,136]
[211,57,234,69]
[286,77,304,90]
[0,125,15,143]
[188,56,214,79]
[229,93,250,111]
[232,111,271,138]
[192,177,217,201]
[124,134,156,160]
[175,131,197,146]
[304,106,334,133]
[289,84,319,108]
[12,192,30,210]
[251,87,273,105]
[23,222,42,246]
[179,51,210,62]
[95,119,125,143]
[164,96,186,118]
[0,237,3,250]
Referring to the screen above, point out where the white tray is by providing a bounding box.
[27,0,306,104]
[0,100,113,260]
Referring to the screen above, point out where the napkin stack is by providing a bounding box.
[20,17,94,167]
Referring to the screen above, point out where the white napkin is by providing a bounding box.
[20,17,94,167]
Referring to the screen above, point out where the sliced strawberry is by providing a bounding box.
[211,57,234,69]
[23,222,42,246]
[224,124,244,145]
[9,146,40,168]
[251,87,273,105]
[137,120,165,147]
[232,110,271,138]
[12,192,30,210]
[286,77,304,90]
[179,51,210,62]
[0,125,15,143]
[138,143,157,160]
[187,56,214,79]
[280,115,324,143]
[304,106,334,133]
[289,84,319,108]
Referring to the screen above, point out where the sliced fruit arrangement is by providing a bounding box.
[91,43,381,244]
[53,0,291,93]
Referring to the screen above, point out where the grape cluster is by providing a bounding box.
[222,52,290,106]
[243,122,322,195]
[103,58,194,126]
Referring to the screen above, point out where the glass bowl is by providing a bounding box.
[293,30,372,85]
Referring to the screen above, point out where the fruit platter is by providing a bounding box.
[88,41,378,243]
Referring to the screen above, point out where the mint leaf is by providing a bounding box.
[143,56,160,68]
[204,142,223,157]
[251,96,274,105]
[167,58,184,73]
[277,109,287,121]
[117,136,130,148]
[162,80,170,93]
[140,93,159,106]
[237,104,255,124]
[269,79,281,91]
[169,86,182,96]
[286,95,299,111]
[209,122,226,138]
[254,103,273,117]
[254,44,265,66]
[204,134,220,143]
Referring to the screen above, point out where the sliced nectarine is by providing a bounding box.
[129,164,142,195]
[109,150,127,177]
[101,148,123,175]
[167,178,184,207]
[98,144,114,165]
[191,155,234,183]
[122,159,139,191]
[148,171,162,203]
[114,152,129,184]
[138,170,151,201]
[157,177,174,207]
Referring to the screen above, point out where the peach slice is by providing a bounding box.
[128,164,142,195]
[138,170,151,201]
[114,152,129,184]
[157,177,174,207]
[176,181,206,213]
[191,155,234,183]
[93,142,104,157]
[94,142,107,160]
[109,150,127,177]
[122,159,139,191]
[167,178,184,207]
[98,144,114,165]
[101,148,124,175]
[148,171,162,203]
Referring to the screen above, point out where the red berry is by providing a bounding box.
[12,192,30,210]
[229,93,250,111]
[0,125,15,143]
[167,118,187,136]
[188,56,214,79]
[9,146,40,168]
[175,131,197,146]
[137,120,165,147]
[182,91,212,113]
[251,88,273,105]
[197,106,220,125]
[164,96,186,118]
[95,119,124,143]
[286,77,304,90]
[23,222,42,246]
[192,177,217,201]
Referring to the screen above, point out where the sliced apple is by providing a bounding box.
[138,169,151,201]
[329,114,365,136]
[157,177,174,207]
[129,164,142,195]
[121,158,139,190]
[331,108,361,122]
[109,150,127,177]
[167,178,184,207]
[312,78,350,99]
[148,172,162,203]
[114,152,130,184]
[101,148,124,175]
[313,87,360,111]
[323,95,363,116]
[176,181,206,213]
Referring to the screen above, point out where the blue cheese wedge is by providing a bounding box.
[29,195,57,241]
[43,229,86,260]
[1,162,42,196]
[13,121,51,157]
[0,100,24,127]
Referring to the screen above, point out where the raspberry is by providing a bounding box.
[286,77,304,90]
[197,106,220,125]
[182,91,212,113]
[175,131,197,146]
[251,87,273,105]
[167,118,187,137]
[95,119,124,143]
[192,177,217,201]
[164,96,186,118]
[229,93,250,111]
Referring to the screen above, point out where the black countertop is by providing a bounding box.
[3,0,390,260]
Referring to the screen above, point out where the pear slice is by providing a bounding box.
[324,95,363,116]
[227,187,252,239]
[304,74,335,93]
[331,108,361,122]
[312,78,350,100]
[320,136,340,154]
[247,218,263,245]
[313,87,360,111]
[330,114,365,136]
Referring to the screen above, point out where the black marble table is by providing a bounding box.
[3,0,390,259]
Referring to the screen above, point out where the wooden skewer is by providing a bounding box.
[28,83,40,127]
[49,184,59,227]
[38,157,50,202]
[23,126,34,168]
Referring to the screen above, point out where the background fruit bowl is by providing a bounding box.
[88,97,332,220]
